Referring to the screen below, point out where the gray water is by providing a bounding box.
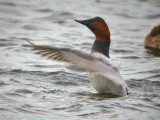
[0,0,160,120]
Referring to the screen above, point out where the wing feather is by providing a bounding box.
[27,41,119,74]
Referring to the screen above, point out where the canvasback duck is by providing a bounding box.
[28,17,129,96]
[145,25,160,49]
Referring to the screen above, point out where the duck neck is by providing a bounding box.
[91,40,110,58]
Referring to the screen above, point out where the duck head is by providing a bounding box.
[75,17,110,41]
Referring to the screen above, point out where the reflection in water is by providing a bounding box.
[145,46,160,56]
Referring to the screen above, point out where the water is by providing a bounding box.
[0,0,160,119]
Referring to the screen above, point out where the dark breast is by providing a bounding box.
[91,40,110,58]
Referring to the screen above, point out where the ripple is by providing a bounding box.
[21,104,33,108]
[112,49,133,53]
[34,8,53,13]
[6,92,24,97]
[42,11,74,24]
[51,71,89,86]
[0,38,12,41]
[42,89,65,94]
[145,14,160,19]
[4,69,52,75]
[135,69,160,74]
[131,103,160,111]
[51,104,82,111]
[0,2,17,6]
[95,105,113,109]
[113,103,147,112]
[0,81,8,86]
[15,107,35,114]
[75,92,119,99]
[23,25,39,30]
[54,81,78,86]
[10,79,21,83]
[143,74,160,82]
[154,103,160,107]
[15,89,34,94]
[0,107,12,112]
[115,13,140,19]
[77,112,98,116]
[127,79,160,97]
[0,42,17,46]
[120,56,140,59]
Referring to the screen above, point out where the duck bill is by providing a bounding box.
[75,18,95,27]
[75,20,89,26]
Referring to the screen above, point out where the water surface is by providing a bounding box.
[0,0,160,119]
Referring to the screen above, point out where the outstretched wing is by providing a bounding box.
[28,41,119,74]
